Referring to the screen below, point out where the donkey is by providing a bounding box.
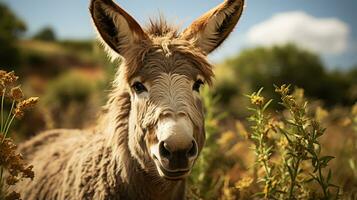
[15,0,245,199]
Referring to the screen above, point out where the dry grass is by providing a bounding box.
[0,70,37,200]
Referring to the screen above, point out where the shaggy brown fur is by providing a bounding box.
[14,0,245,199]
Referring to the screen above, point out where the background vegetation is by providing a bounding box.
[0,3,356,199]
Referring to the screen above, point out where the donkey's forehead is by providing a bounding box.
[138,54,199,81]
[132,42,214,83]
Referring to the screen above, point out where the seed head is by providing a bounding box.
[10,86,24,101]
[2,71,18,87]
[14,97,39,118]
[22,165,35,180]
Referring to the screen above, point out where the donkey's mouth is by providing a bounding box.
[153,155,191,180]
[158,164,190,180]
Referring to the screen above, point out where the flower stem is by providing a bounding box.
[1,91,5,133]
[3,100,15,134]
[288,157,301,199]
[3,114,15,142]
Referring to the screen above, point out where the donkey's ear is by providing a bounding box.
[181,0,245,54]
[90,0,148,56]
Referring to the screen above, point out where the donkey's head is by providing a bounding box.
[90,0,244,180]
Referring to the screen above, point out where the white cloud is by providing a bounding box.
[246,11,350,55]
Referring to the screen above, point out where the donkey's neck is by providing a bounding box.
[97,82,186,200]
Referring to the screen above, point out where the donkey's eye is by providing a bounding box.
[193,80,204,92]
[132,82,147,94]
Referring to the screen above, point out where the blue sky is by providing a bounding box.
[3,0,357,69]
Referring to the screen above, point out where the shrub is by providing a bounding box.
[41,71,100,129]
[32,27,56,42]
[241,85,340,199]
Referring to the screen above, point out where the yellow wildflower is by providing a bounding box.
[258,154,269,162]
[251,94,265,106]
[277,137,289,149]
[235,176,253,189]
[275,84,290,95]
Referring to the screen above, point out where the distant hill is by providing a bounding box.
[16,39,107,77]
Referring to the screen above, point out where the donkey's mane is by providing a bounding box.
[145,17,180,38]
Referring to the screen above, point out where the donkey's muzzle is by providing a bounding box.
[157,140,198,179]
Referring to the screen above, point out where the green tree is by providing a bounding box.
[231,44,324,97]
[216,44,355,107]
[32,27,56,41]
[0,3,26,71]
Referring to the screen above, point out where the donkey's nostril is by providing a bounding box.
[186,141,197,158]
[159,141,171,159]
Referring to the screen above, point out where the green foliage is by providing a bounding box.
[32,27,56,41]
[188,87,227,200]
[0,3,26,71]
[215,44,357,109]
